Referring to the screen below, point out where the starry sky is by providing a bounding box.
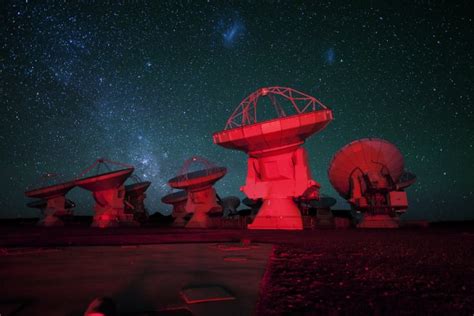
[1,0,473,221]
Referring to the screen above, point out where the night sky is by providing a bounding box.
[1,0,473,221]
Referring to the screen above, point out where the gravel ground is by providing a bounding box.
[1,225,474,315]
[256,231,474,315]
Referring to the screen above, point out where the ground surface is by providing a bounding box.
[1,226,474,315]
[257,230,474,315]
[0,243,272,316]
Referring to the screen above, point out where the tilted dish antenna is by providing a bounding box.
[25,173,76,227]
[213,87,333,230]
[167,156,227,228]
[328,138,416,228]
[75,158,136,228]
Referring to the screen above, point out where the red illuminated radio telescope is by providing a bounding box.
[213,87,333,230]
[328,138,416,228]
[75,159,138,228]
[161,190,188,227]
[125,176,151,224]
[167,156,227,228]
[25,176,76,227]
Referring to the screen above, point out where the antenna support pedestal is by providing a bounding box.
[75,166,136,228]
[244,147,317,230]
[247,197,303,230]
[358,214,400,228]
[37,196,72,227]
[185,186,221,228]
[91,186,138,228]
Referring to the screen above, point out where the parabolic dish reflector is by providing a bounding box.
[397,171,417,189]
[213,86,333,155]
[25,181,76,199]
[125,181,151,196]
[242,198,262,208]
[26,199,47,209]
[168,167,227,190]
[213,110,333,154]
[27,199,75,209]
[161,190,188,204]
[75,168,134,192]
[309,196,337,209]
[328,138,405,199]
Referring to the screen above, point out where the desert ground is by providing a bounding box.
[1,225,473,315]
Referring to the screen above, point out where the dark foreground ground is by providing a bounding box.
[1,225,474,315]
[256,230,474,315]
[1,243,272,316]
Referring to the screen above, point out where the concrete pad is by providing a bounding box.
[211,243,260,251]
[223,256,248,262]
[1,247,61,256]
[180,285,235,304]
[0,243,272,316]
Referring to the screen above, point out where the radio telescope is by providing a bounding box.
[25,175,76,227]
[161,190,188,227]
[328,138,416,228]
[167,156,226,228]
[219,196,241,217]
[124,175,151,224]
[213,87,333,230]
[75,158,136,228]
[310,196,337,228]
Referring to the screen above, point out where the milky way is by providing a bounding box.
[1,1,473,220]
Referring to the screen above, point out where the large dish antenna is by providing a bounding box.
[25,173,76,227]
[328,138,416,228]
[213,87,333,230]
[75,158,136,228]
[124,175,151,224]
[167,156,227,228]
[161,190,189,227]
